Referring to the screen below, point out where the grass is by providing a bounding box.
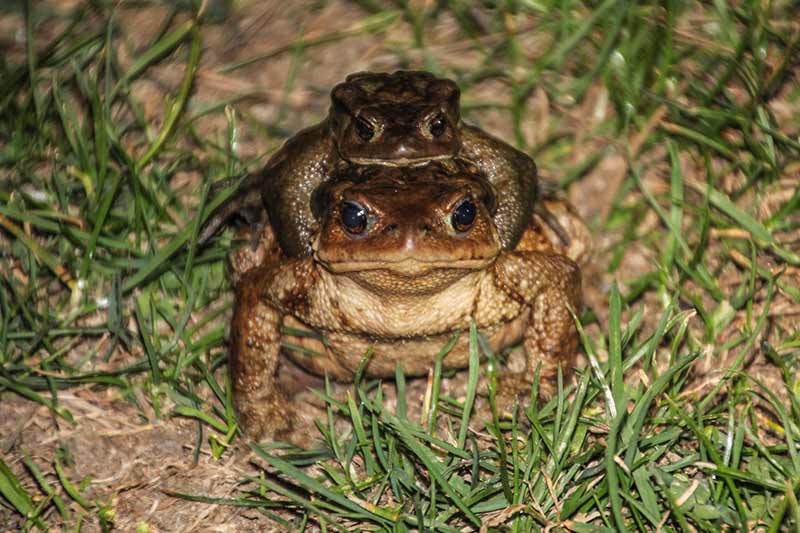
[1,0,799,530]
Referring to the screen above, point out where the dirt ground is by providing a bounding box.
[1,1,798,531]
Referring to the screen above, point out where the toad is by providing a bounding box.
[230,161,580,440]
[200,70,537,256]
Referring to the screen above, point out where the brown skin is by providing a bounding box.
[230,162,580,441]
[200,70,537,257]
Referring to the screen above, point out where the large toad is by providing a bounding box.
[201,70,537,256]
[230,161,581,440]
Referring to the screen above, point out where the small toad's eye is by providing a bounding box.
[429,113,447,137]
[354,117,375,141]
[340,201,368,235]
[451,199,476,232]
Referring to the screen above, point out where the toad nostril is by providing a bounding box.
[384,223,397,234]
[420,224,433,234]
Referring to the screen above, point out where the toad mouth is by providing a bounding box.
[348,154,452,167]
[317,256,496,275]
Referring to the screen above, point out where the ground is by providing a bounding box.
[0,1,799,531]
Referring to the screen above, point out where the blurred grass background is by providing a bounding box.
[0,0,799,530]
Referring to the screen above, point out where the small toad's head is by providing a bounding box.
[329,70,461,166]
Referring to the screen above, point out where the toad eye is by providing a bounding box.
[340,201,368,235]
[429,113,447,137]
[354,117,375,141]
[451,199,476,232]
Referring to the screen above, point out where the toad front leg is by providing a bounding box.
[493,251,582,401]
[230,268,293,439]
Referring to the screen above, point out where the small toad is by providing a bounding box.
[201,70,537,256]
[230,161,580,440]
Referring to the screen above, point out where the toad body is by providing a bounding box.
[201,70,537,256]
[230,161,580,440]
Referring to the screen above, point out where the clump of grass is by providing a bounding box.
[1,0,798,530]
[186,293,796,530]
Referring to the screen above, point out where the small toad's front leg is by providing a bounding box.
[230,268,293,440]
[493,251,581,402]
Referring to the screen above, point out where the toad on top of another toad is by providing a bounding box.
[200,70,538,258]
[230,160,580,441]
